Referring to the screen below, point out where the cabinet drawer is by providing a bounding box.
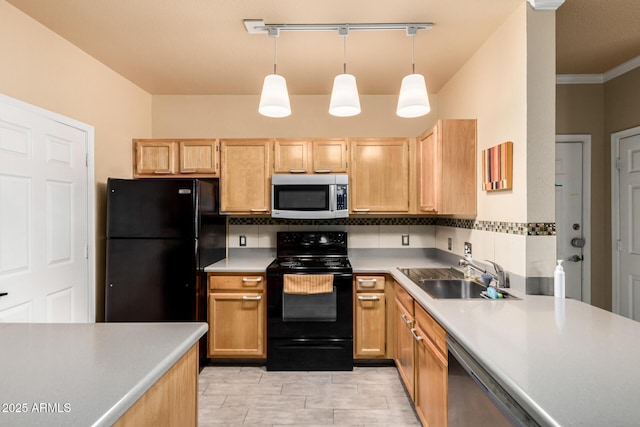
[415,303,447,356]
[209,274,265,291]
[394,282,414,316]
[355,275,385,292]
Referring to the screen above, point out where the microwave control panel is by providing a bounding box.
[336,185,348,211]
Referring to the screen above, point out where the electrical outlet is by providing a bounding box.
[402,234,410,246]
[464,242,472,256]
[239,235,247,247]
[448,238,452,251]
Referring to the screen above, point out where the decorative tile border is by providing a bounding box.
[227,217,556,236]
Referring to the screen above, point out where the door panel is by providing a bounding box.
[556,142,584,300]
[0,98,88,323]
[619,135,640,319]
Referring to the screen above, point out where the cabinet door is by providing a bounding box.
[220,139,271,214]
[417,129,439,213]
[135,140,176,176]
[179,139,219,175]
[312,139,348,173]
[208,292,265,357]
[439,119,477,215]
[351,138,410,213]
[274,139,310,173]
[415,324,448,427]
[355,292,386,358]
[394,297,415,399]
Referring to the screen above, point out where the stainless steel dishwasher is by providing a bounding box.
[447,336,540,426]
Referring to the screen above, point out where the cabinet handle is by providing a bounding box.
[289,169,307,173]
[410,328,424,342]
[400,313,413,326]
[352,208,371,212]
[250,208,268,212]
[0,292,7,297]
[242,277,262,283]
[357,278,377,287]
[358,295,380,301]
[242,295,262,301]
[181,169,197,174]
[153,170,172,174]
[314,169,332,173]
[420,207,437,213]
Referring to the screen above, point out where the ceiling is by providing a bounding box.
[6,0,640,95]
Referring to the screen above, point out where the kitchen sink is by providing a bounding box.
[398,268,516,300]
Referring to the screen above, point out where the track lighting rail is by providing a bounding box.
[244,20,432,35]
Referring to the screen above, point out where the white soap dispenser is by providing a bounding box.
[554,260,565,298]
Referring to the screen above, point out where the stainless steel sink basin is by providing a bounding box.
[398,268,516,300]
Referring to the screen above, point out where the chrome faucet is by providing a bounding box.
[458,259,509,288]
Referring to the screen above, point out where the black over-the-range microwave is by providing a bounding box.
[271,174,348,219]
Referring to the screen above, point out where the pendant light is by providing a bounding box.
[329,28,360,117]
[397,29,430,118]
[259,29,291,118]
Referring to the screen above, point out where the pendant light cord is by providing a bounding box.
[273,35,278,75]
[411,34,416,74]
[342,35,347,74]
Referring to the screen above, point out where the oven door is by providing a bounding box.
[267,272,352,339]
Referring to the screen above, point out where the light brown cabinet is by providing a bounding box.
[394,282,416,399]
[133,139,219,177]
[220,139,271,214]
[414,303,448,427]
[354,275,387,359]
[350,138,411,214]
[273,138,348,174]
[417,119,477,215]
[207,274,266,358]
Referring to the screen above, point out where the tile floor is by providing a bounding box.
[198,366,421,426]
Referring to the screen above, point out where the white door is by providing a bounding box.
[556,137,590,301]
[613,130,640,320]
[0,97,90,322]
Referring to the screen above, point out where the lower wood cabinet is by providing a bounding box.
[207,273,266,358]
[394,282,416,399]
[354,275,387,358]
[114,344,198,427]
[414,304,448,427]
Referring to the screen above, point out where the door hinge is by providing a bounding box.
[85,153,89,167]
[617,240,622,251]
[616,158,621,170]
[85,245,89,259]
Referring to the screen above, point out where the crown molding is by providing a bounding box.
[556,55,640,85]
[527,0,565,11]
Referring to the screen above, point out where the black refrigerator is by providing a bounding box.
[105,178,225,324]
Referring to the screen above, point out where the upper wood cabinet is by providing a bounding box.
[220,139,271,214]
[133,139,219,178]
[273,138,348,174]
[350,138,410,214]
[312,139,348,173]
[417,119,477,215]
[273,139,311,173]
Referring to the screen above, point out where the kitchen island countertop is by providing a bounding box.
[0,322,207,427]
[204,250,640,426]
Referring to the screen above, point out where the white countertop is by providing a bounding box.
[204,251,640,426]
[0,322,207,427]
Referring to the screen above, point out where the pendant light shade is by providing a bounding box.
[329,74,361,117]
[259,74,291,118]
[397,73,430,118]
[258,31,291,118]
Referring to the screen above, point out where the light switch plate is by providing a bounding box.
[402,234,410,246]
[239,235,247,247]
[448,238,452,251]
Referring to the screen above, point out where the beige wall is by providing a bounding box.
[152,95,439,138]
[0,0,153,320]
[436,4,557,284]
